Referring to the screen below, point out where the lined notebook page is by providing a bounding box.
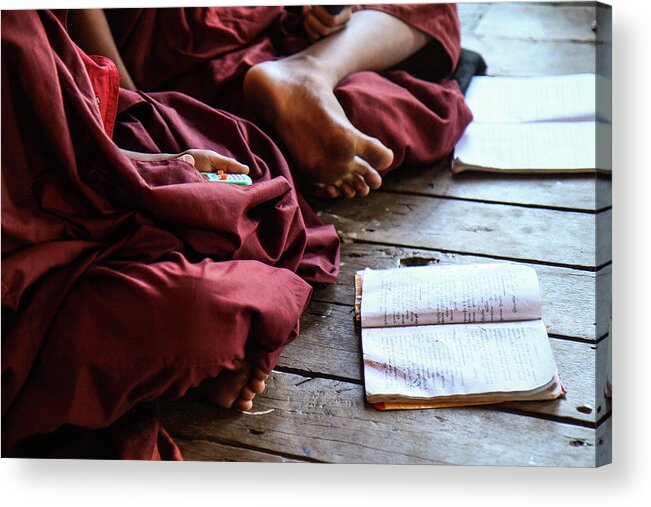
[362,320,557,399]
[452,121,610,173]
[360,263,542,329]
[464,74,608,123]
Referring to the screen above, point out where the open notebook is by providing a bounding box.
[452,73,611,174]
[355,263,565,410]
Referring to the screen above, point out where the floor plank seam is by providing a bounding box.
[272,366,602,429]
[548,334,601,345]
[464,34,598,45]
[376,188,610,214]
[594,332,610,345]
[596,412,612,427]
[491,404,607,429]
[342,239,603,272]
[304,299,354,311]
[273,365,363,386]
[303,300,604,344]
[172,434,324,463]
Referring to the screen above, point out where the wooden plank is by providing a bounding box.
[160,371,600,466]
[597,209,612,268]
[381,162,611,211]
[461,35,596,76]
[596,3,612,77]
[279,301,611,425]
[318,193,609,268]
[596,415,612,467]
[174,438,303,462]
[596,173,613,210]
[596,260,611,339]
[314,243,611,340]
[473,3,597,42]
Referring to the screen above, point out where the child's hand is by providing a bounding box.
[122,148,249,174]
[176,149,249,174]
[302,6,352,41]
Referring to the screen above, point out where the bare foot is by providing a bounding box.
[189,360,269,412]
[244,55,394,198]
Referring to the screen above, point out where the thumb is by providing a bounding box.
[179,154,195,166]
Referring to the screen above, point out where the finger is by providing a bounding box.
[352,155,383,190]
[178,154,195,166]
[188,149,250,174]
[311,5,351,27]
[212,154,249,174]
[305,12,333,39]
[305,11,348,38]
[336,6,353,23]
[304,22,320,41]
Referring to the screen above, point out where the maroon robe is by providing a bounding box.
[2,10,339,459]
[106,4,472,173]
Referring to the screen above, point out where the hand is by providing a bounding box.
[302,5,352,41]
[122,148,249,174]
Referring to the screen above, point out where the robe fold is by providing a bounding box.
[106,4,472,173]
[2,10,339,459]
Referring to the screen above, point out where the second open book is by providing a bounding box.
[452,73,611,174]
[355,263,565,410]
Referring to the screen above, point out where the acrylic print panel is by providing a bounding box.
[1,1,610,467]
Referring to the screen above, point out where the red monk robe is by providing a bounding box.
[106,4,472,173]
[2,10,339,459]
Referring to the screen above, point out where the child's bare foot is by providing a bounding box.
[189,360,269,412]
[244,56,394,198]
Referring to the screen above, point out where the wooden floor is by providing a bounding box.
[161,2,612,466]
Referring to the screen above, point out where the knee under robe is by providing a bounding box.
[1,10,339,459]
[106,4,473,174]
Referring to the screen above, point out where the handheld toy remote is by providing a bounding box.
[201,171,252,186]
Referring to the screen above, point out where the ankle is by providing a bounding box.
[282,53,341,88]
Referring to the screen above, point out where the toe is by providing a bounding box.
[239,387,256,401]
[358,135,394,174]
[339,181,356,199]
[307,183,341,200]
[249,377,266,395]
[325,184,341,199]
[352,156,383,190]
[234,398,254,412]
[349,173,370,197]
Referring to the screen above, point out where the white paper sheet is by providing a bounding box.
[360,263,542,329]
[362,320,557,399]
[464,74,608,123]
[452,121,609,173]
